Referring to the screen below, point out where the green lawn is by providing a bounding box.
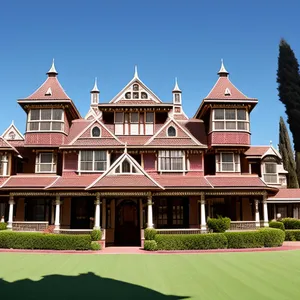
[0,251,300,300]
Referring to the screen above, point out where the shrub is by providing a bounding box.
[269,221,285,231]
[258,228,285,247]
[91,241,101,251]
[225,231,264,249]
[285,230,300,241]
[0,232,91,250]
[207,217,231,233]
[155,233,227,250]
[144,228,157,240]
[0,223,7,230]
[144,240,158,251]
[91,229,102,241]
[281,218,300,229]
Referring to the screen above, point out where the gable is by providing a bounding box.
[2,122,24,141]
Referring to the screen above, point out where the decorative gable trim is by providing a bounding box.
[1,121,24,141]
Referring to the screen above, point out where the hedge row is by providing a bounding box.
[0,232,91,250]
[207,217,231,233]
[144,228,285,251]
[0,223,7,230]
[281,218,300,229]
[285,230,300,241]
[269,221,285,231]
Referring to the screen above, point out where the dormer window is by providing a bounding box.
[45,87,52,96]
[27,108,64,132]
[263,162,278,184]
[224,88,231,96]
[91,126,101,137]
[167,126,176,137]
[213,108,248,131]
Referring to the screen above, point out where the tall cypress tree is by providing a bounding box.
[277,39,300,184]
[279,117,299,188]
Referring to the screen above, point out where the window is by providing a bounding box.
[114,158,138,174]
[80,151,107,172]
[146,112,154,123]
[36,152,56,173]
[219,153,240,172]
[28,109,64,132]
[159,150,185,171]
[157,199,168,226]
[263,163,278,183]
[213,108,248,131]
[91,126,101,137]
[167,126,176,137]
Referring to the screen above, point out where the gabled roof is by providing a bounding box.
[87,150,163,190]
[1,121,24,141]
[109,66,162,104]
[245,145,281,159]
[145,118,206,148]
[268,189,300,201]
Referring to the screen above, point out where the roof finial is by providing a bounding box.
[173,77,181,92]
[218,59,229,77]
[270,140,273,146]
[134,65,139,79]
[47,58,58,76]
[124,142,128,153]
[91,77,100,93]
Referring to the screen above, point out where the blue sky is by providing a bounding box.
[0,0,299,147]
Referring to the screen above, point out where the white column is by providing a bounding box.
[255,199,260,228]
[7,196,15,230]
[54,196,61,230]
[263,199,269,227]
[94,193,101,230]
[200,193,206,231]
[101,198,106,229]
[147,195,153,228]
[2,155,8,176]
[139,198,143,228]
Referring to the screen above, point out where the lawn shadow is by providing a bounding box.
[0,272,189,300]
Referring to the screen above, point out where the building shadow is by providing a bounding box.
[0,272,189,300]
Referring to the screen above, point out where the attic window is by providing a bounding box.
[92,126,101,137]
[114,158,140,174]
[133,84,139,91]
[167,126,176,137]
[125,92,131,99]
[224,88,231,96]
[9,131,16,140]
[45,87,52,96]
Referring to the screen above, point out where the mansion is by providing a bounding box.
[0,60,298,246]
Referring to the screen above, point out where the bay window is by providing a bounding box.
[28,109,64,132]
[36,152,56,173]
[79,151,107,172]
[213,108,249,131]
[263,163,278,183]
[159,150,185,172]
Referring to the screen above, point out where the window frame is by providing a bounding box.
[27,108,64,132]
[158,150,186,172]
[263,162,278,184]
[91,126,101,138]
[167,126,177,137]
[78,150,107,173]
[219,152,240,172]
[212,108,249,132]
[35,152,56,174]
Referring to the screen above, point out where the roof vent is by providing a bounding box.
[224,88,231,96]
[45,87,52,96]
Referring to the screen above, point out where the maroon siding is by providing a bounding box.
[143,153,156,172]
[208,132,250,146]
[189,153,203,171]
[25,132,65,146]
[63,152,78,171]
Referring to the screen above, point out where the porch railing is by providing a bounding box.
[12,221,49,232]
[229,221,258,231]
[156,228,202,235]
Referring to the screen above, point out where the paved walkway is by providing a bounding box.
[0,242,300,255]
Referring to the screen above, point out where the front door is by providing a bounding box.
[115,199,140,246]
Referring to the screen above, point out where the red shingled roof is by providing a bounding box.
[2,175,58,189]
[206,176,266,187]
[49,173,99,189]
[269,189,300,199]
[0,137,18,153]
[152,175,211,188]
[245,146,270,156]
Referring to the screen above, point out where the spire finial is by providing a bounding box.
[47,58,58,76]
[218,59,229,77]
[270,140,273,146]
[173,77,181,92]
[91,77,99,93]
[134,65,139,79]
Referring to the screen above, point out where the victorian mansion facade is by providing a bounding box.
[0,61,298,246]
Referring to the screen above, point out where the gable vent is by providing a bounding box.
[45,87,52,96]
[224,88,231,96]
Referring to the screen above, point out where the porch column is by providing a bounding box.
[2,155,8,176]
[7,196,15,230]
[200,193,206,231]
[263,196,269,227]
[54,195,61,230]
[101,198,106,229]
[94,193,101,230]
[147,194,153,228]
[254,199,260,228]
[139,198,143,228]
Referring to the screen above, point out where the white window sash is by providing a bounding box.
[220,152,240,172]
[78,150,107,172]
[158,151,185,172]
[35,152,56,173]
[28,109,64,132]
[263,163,278,183]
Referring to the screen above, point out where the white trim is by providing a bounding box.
[1,121,24,140]
[158,150,187,173]
[167,125,177,137]
[78,150,107,172]
[218,152,240,173]
[45,176,61,189]
[262,162,278,184]
[35,152,57,174]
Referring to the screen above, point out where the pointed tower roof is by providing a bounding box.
[47,59,58,76]
[217,59,229,77]
[91,77,99,93]
[172,77,181,92]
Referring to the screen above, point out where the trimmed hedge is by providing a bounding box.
[207,217,231,233]
[269,221,285,231]
[0,223,7,230]
[155,233,228,250]
[144,240,158,251]
[144,228,157,240]
[0,232,91,250]
[281,218,300,229]
[91,230,102,241]
[259,228,285,247]
[91,241,101,250]
[285,230,300,241]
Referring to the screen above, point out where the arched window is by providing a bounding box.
[167,126,176,137]
[92,126,101,137]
